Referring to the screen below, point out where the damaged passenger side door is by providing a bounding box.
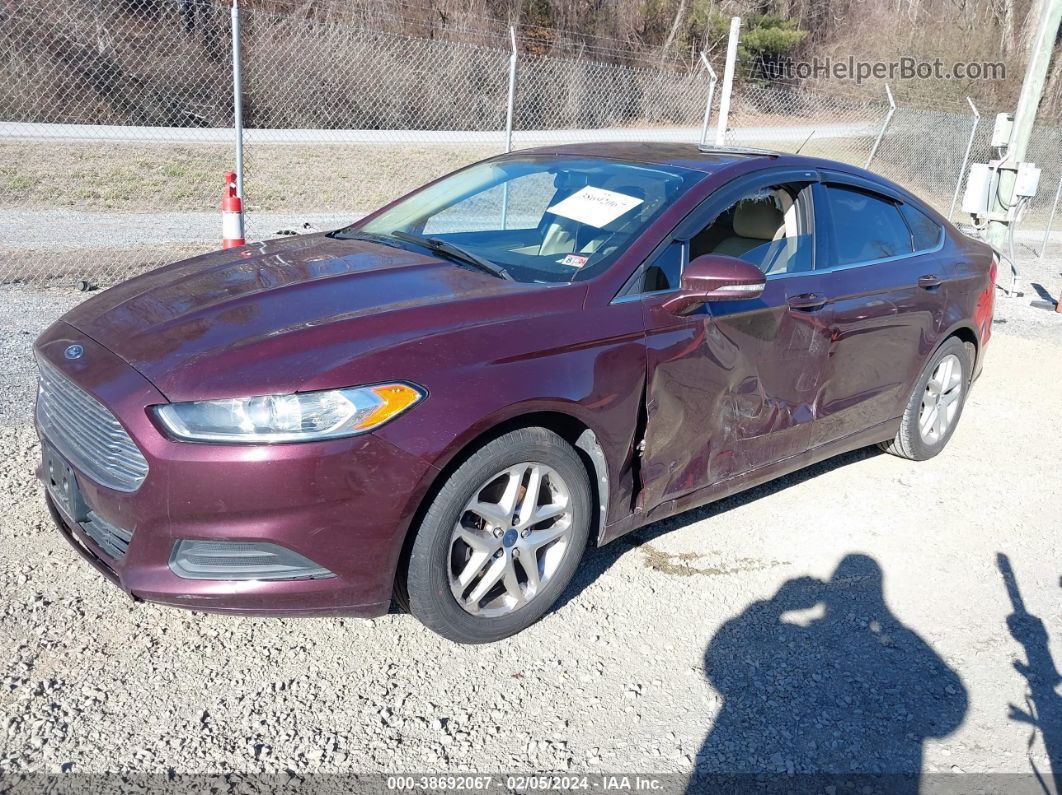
[620,169,834,515]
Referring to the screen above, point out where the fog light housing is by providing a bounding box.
[169,540,335,581]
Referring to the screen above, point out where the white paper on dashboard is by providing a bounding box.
[546,186,643,228]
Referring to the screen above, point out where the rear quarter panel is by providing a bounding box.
[944,231,996,370]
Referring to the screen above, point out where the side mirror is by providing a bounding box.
[663,254,766,315]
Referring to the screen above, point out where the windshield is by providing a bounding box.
[339,155,705,283]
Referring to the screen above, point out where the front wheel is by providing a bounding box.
[879,336,971,461]
[405,427,591,643]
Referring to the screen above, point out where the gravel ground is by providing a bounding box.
[0,249,1059,790]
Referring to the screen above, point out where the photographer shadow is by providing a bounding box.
[998,552,1061,793]
[687,554,968,794]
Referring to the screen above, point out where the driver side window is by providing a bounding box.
[618,179,816,299]
[691,182,813,276]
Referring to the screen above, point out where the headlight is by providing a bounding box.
[154,383,424,443]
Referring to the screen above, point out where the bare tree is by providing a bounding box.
[659,0,688,62]
[1000,0,1017,56]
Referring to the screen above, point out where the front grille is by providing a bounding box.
[80,511,134,559]
[36,356,149,492]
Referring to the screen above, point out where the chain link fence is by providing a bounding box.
[725,83,1062,237]
[723,84,887,168]
[1,0,1060,285]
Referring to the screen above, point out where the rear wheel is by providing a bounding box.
[879,336,971,461]
[405,427,590,643]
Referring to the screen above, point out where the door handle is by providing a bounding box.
[786,293,828,311]
[918,274,943,289]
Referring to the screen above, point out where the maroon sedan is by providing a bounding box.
[34,143,996,642]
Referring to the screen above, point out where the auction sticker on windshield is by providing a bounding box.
[546,186,643,228]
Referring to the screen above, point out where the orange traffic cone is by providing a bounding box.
[221,171,245,249]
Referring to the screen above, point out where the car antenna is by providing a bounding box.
[795,130,816,155]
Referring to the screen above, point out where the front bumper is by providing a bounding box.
[35,322,435,618]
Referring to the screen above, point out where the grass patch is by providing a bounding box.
[0,141,499,214]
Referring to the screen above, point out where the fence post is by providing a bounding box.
[713,17,741,147]
[948,97,981,221]
[504,26,518,154]
[501,26,518,229]
[698,52,718,147]
[1039,174,1062,260]
[230,0,244,199]
[864,83,895,169]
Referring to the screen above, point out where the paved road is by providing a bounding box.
[0,121,876,145]
[0,211,358,251]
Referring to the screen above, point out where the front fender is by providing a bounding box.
[373,302,648,533]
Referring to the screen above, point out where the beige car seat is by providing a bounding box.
[712,199,785,258]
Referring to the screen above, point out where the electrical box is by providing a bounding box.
[962,163,993,215]
[991,113,1014,148]
[1015,162,1041,197]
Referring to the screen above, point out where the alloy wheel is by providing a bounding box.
[448,462,574,617]
[918,353,963,445]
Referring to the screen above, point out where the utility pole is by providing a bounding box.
[985,0,1062,252]
[714,17,741,147]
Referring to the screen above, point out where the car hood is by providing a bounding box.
[62,233,558,401]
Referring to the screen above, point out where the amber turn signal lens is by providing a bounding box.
[352,383,424,430]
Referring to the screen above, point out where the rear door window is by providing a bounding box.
[823,184,913,265]
[899,203,944,251]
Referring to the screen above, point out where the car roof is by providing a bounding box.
[513,141,777,173]
[513,141,874,177]
[511,141,931,213]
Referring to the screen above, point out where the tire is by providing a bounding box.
[879,336,971,461]
[405,427,591,643]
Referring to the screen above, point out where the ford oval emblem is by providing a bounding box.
[64,344,84,360]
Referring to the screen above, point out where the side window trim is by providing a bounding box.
[797,182,817,274]
[818,169,906,202]
[895,203,920,252]
[762,181,827,281]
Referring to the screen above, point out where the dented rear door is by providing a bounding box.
[806,177,950,448]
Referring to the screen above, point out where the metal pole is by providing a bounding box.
[986,0,1062,253]
[1039,175,1062,260]
[948,97,981,221]
[698,52,718,147]
[501,26,517,229]
[864,83,895,169]
[231,0,244,199]
[504,26,517,154]
[713,17,740,147]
